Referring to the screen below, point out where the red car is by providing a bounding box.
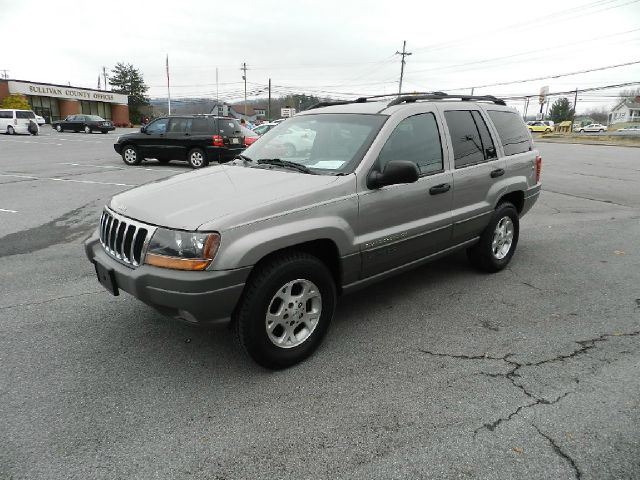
[241,125,259,146]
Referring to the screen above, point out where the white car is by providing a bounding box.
[578,123,607,133]
[35,114,46,126]
[0,109,39,135]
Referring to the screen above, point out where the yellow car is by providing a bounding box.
[527,121,553,133]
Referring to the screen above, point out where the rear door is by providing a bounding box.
[0,110,13,131]
[440,107,506,243]
[164,117,192,159]
[15,110,36,129]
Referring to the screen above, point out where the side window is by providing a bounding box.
[146,118,168,134]
[191,117,215,134]
[444,110,496,168]
[217,119,241,136]
[377,113,443,176]
[0,111,12,119]
[16,111,36,119]
[471,111,497,160]
[487,110,531,156]
[167,117,191,133]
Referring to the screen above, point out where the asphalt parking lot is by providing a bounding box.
[1,126,639,479]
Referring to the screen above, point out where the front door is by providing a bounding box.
[358,111,453,278]
[440,107,506,243]
[139,118,169,158]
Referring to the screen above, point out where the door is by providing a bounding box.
[139,118,169,157]
[358,112,453,278]
[164,117,192,160]
[62,115,75,130]
[441,108,506,243]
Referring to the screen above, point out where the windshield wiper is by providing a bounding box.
[234,153,254,163]
[257,158,315,174]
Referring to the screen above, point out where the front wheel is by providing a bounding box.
[56,124,63,132]
[235,251,337,369]
[545,128,551,133]
[7,126,15,135]
[579,129,584,133]
[121,145,141,166]
[467,202,519,273]
[187,148,207,168]
[84,126,91,134]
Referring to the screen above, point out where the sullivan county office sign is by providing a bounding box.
[8,81,128,105]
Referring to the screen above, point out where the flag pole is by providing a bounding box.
[166,54,171,115]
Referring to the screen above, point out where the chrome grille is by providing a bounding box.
[99,208,156,267]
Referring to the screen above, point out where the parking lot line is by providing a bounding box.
[0,208,18,213]
[0,173,136,187]
[59,162,185,173]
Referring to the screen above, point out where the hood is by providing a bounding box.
[109,165,341,231]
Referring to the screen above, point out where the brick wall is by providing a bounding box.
[59,99,80,118]
[0,80,10,103]
[111,104,129,125]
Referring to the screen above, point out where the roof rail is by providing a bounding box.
[387,93,506,107]
[307,92,450,111]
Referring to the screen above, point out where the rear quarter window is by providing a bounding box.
[488,110,532,156]
[16,111,36,119]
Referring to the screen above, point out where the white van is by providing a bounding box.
[0,109,39,135]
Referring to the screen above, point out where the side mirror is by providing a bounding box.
[367,160,419,189]
[140,126,146,133]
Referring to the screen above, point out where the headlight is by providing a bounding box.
[144,229,220,271]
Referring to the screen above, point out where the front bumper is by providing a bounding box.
[84,232,251,325]
[113,143,123,154]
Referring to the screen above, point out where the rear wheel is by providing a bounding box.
[187,148,207,169]
[599,129,604,132]
[84,125,91,134]
[121,145,141,166]
[235,251,337,369]
[467,202,519,273]
[7,126,15,135]
[545,128,551,133]
[579,129,585,133]
[56,124,63,132]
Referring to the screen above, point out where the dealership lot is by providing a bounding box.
[1,128,639,479]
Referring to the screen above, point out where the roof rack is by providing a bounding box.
[307,92,505,111]
[387,93,506,107]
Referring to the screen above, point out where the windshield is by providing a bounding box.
[241,114,386,174]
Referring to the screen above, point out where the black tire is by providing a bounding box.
[579,129,584,133]
[84,125,91,134]
[56,124,63,132]
[121,145,141,166]
[187,148,207,169]
[467,202,519,273]
[7,126,15,135]
[545,128,551,133]
[599,129,604,133]
[101,130,108,134]
[235,251,337,369]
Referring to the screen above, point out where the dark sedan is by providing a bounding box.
[52,114,115,134]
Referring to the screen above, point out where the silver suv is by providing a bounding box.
[85,93,541,369]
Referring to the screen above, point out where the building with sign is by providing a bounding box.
[0,79,129,124]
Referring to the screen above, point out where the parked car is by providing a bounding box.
[113,115,245,168]
[35,114,46,126]
[85,94,541,368]
[578,123,607,133]
[616,125,640,132]
[0,109,39,135]
[266,124,316,156]
[240,125,259,146]
[52,114,115,133]
[527,121,553,133]
[252,122,278,136]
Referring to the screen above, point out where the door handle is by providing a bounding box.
[429,183,451,195]
[490,168,505,178]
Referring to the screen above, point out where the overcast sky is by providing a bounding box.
[1,0,639,113]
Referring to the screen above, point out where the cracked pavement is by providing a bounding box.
[1,134,639,479]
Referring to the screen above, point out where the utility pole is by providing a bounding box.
[470,87,475,95]
[0,69,9,79]
[102,66,108,90]
[573,87,579,131]
[395,41,412,95]
[166,54,171,115]
[523,97,530,120]
[268,78,272,121]
[216,67,219,107]
[241,62,248,116]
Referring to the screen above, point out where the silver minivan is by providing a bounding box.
[0,109,39,135]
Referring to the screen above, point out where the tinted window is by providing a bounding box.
[378,113,443,175]
[16,111,36,119]
[86,115,104,121]
[191,117,216,134]
[444,110,485,168]
[217,118,241,136]
[0,111,12,119]
[167,117,191,133]
[146,118,168,134]
[471,111,497,160]
[487,110,531,156]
